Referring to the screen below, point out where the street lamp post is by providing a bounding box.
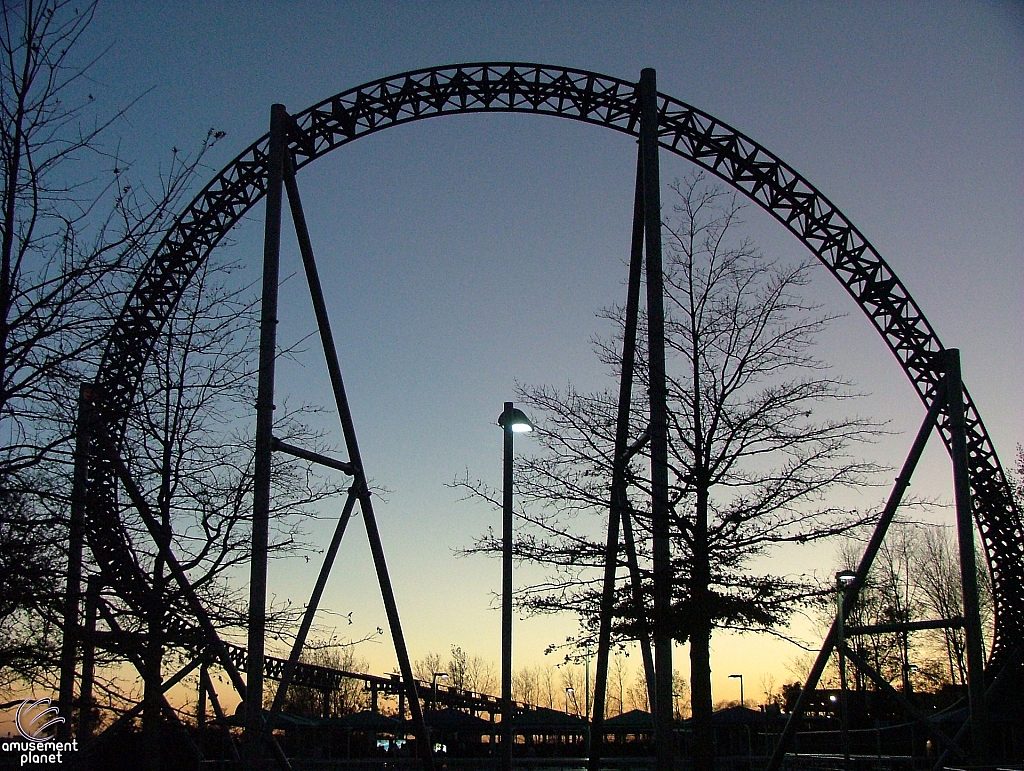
[431,672,449,712]
[836,570,857,771]
[584,649,592,755]
[617,655,624,717]
[584,650,591,718]
[498,403,533,771]
[728,674,744,708]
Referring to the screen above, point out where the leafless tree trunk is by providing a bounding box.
[101,245,349,759]
[0,0,222,696]
[458,173,883,767]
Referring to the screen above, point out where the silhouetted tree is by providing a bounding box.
[267,640,370,718]
[837,521,994,696]
[460,173,882,768]
[0,0,222,696]
[414,644,498,697]
[0,12,350,769]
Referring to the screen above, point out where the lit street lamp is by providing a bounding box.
[431,672,449,712]
[836,570,857,771]
[498,403,533,771]
[728,674,744,708]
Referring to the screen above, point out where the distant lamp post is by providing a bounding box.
[728,674,744,708]
[836,570,857,771]
[498,402,533,771]
[903,663,918,697]
[565,687,575,715]
[431,672,449,712]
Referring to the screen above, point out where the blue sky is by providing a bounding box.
[76,1,1023,702]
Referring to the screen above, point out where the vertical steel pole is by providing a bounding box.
[198,663,208,732]
[943,348,988,762]
[78,575,100,738]
[621,508,657,710]
[837,579,851,770]
[589,149,647,771]
[639,67,673,771]
[246,102,288,754]
[58,383,93,740]
[502,402,515,771]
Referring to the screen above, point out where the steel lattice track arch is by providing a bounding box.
[86,62,1021,676]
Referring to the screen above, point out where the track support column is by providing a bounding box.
[246,102,288,756]
[58,383,95,740]
[943,348,989,762]
[589,149,647,771]
[78,575,101,738]
[639,67,674,771]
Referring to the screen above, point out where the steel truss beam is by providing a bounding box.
[223,640,538,716]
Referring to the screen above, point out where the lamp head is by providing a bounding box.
[836,570,857,589]
[498,404,534,433]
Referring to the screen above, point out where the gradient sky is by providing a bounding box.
[66,1,1024,708]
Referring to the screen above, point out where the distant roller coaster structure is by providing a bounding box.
[61,64,1020,770]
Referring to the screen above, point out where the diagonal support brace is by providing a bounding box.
[263,489,358,735]
[273,436,356,475]
[283,154,433,771]
[840,642,966,759]
[590,146,650,771]
[766,393,945,771]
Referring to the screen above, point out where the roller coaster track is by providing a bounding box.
[221,642,529,717]
[84,63,1021,681]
